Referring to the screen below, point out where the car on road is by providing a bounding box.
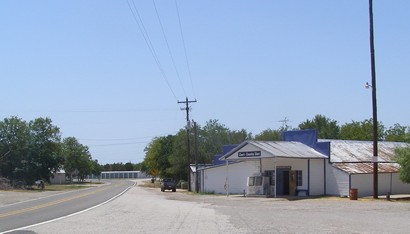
[161,178,176,192]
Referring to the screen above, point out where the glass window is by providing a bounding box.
[265,171,276,185]
[248,177,255,186]
[296,170,303,186]
[255,176,262,186]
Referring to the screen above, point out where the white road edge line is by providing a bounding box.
[1,181,136,234]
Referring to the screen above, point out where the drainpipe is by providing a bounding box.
[323,159,327,195]
[225,160,229,197]
[307,159,310,196]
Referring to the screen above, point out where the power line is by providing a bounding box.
[127,0,178,100]
[175,0,196,99]
[88,141,149,147]
[80,137,154,142]
[152,0,187,97]
[80,131,179,142]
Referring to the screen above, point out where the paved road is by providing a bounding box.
[10,179,410,234]
[0,180,134,233]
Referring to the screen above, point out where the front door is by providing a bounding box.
[276,168,290,195]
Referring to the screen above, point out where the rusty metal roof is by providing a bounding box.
[332,162,401,174]
[221,140,327,160]
[323,140,409,174]
[323,140,409,163]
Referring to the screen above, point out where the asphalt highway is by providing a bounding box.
[0,180,134,233]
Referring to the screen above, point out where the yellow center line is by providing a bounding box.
[0,183,122,219]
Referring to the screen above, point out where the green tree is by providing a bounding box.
[27,117,63,184]
[385,124,410,143]
[124,162,134,171]
[340,119,385,141]
[299,114,340,139]
[61,137,93,182]
[394,146,410,183]
[133,162,143,171]
[0,117,30,182]
[91,159,102,178]
[167,130,189,181]
[199,119,250,162]
[254,128,282,141]
[143,135,174,178]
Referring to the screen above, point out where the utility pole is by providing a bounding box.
[178,97,197,192]
[368,0,378,199]
[193,120,199,193]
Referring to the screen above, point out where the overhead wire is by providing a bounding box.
[127,0,178,101]
[152,0,187,97]
[174,0,196,99]
[88,141,149,147]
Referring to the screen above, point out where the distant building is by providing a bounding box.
[50,170,66,184]
[86,171,148,180]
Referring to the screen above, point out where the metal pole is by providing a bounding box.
[187,124,191,192]
[194,121,199,193]
[369,0,378,199]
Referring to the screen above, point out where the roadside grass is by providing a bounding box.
[139,180,161,188]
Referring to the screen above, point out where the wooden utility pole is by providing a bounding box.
[178,97,197,192]
[194,120,199,193]
[368,0,379,199]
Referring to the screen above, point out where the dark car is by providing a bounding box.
[161,178,176,192]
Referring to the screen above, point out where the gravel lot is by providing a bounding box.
[2,180,410,234]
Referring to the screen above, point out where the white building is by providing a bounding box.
[197,130,410,198]
[325,140,410,197]
[198,140,328,196]
[50,170,66,184]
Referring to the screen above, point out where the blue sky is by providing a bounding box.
[1,1,409,164]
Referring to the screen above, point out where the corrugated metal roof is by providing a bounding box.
[321,140,409,174]
[222,140,327,160]
[323,140,409,163]
[333,162,400,174]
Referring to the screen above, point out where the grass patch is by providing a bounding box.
[139,180,161,188]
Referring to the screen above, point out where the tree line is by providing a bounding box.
[1,114,409,186]
[0,116,101,185]
[101,162,143,171]
[142,115,410,182]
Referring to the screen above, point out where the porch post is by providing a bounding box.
[307,159,310,196]
[274,161,277,198]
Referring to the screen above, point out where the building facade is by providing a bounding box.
[197,130,410,198]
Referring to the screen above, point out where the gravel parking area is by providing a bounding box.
[3,180,409,234]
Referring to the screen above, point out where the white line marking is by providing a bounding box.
[1,181,136,234]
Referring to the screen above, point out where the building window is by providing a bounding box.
[264,171,276,186]
[255,176,262,186]
[248,177,255,186]
[296,170,302,186]
[248,176,263,186]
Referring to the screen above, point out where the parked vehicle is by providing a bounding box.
[161,178,176,192]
